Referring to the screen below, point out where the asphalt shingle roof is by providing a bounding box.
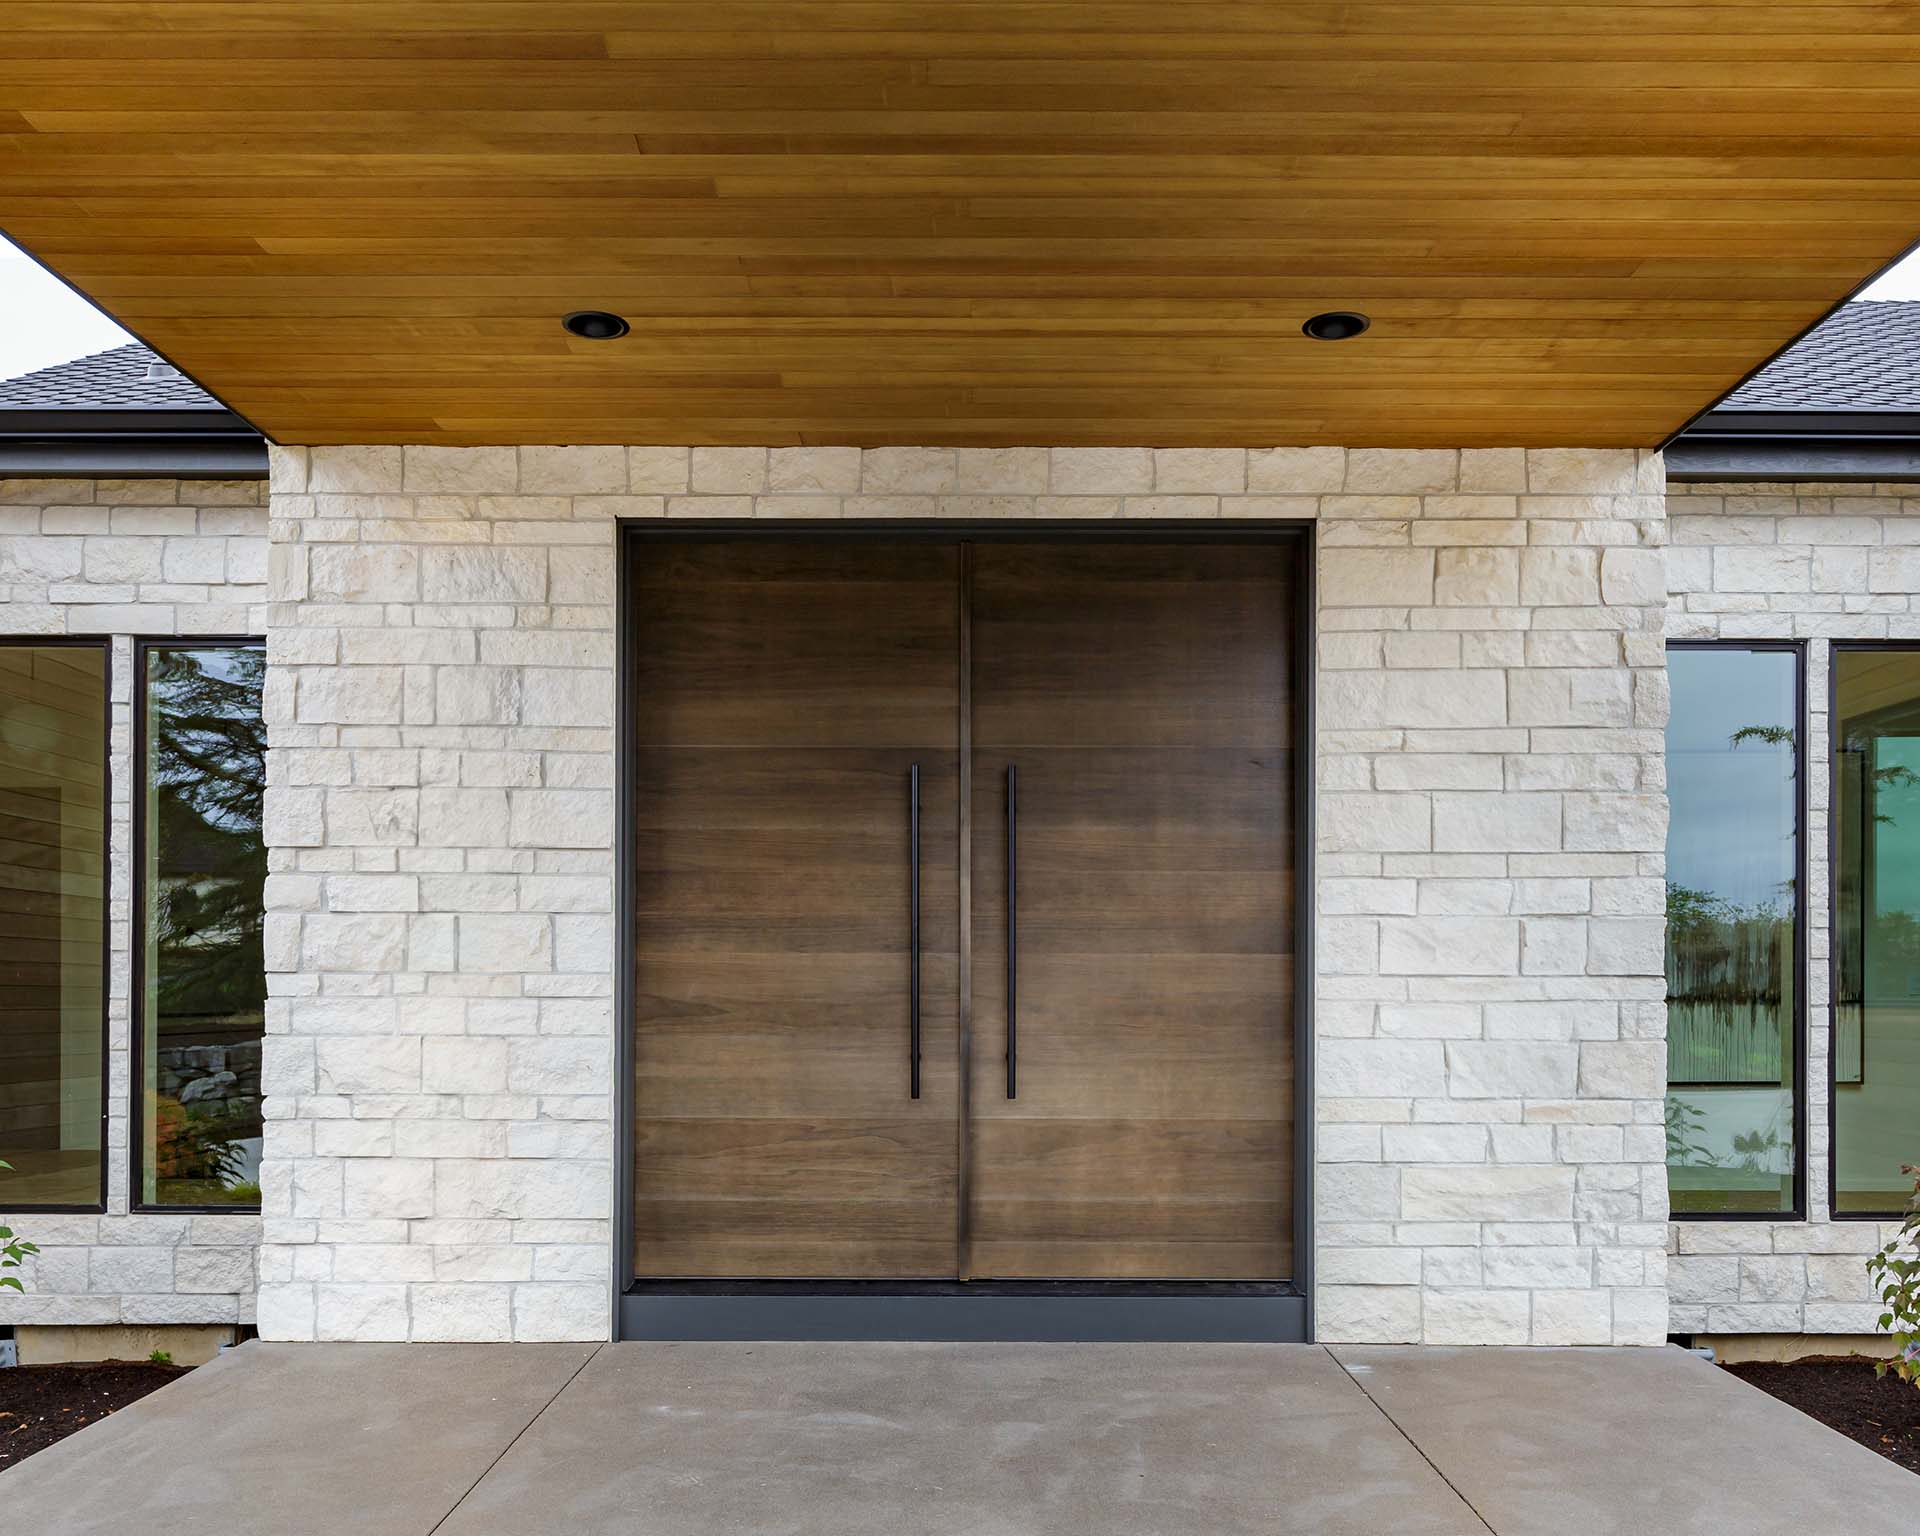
[1722,301,1920,412]
[0,342,222,410]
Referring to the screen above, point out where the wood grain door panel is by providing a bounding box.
[630,542,961,1280]
[628,534,1298,1286]
[966,543,1296,1281]
[969,544,1292,748]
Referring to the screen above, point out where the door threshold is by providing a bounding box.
[618,1282,1307,1342]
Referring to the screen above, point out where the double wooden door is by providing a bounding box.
[629,536,1298,1284]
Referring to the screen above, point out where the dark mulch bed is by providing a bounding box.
[1727,1357,1920,1474]
[0,1360,192,1471]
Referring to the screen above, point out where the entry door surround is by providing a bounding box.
[621,524,1310,1307]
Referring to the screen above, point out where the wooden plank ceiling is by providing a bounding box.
[2,3,1919,447]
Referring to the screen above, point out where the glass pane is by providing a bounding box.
[1665,647,1797,1215]
[142,645,265,1208]
[0,644,106,1207]
[1834,649,1920,1216]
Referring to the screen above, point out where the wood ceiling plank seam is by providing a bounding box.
[2,2,1917,444]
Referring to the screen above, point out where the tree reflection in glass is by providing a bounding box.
[142,645,265,1207]
[1664,647,1798,1215]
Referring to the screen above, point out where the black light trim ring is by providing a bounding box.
[1302,311,1370,341]
[563,310,630,340]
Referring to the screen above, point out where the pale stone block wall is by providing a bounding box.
[1314,448,1672,1346]
[1665,478,1917,1335]
[23,454,1915,1344]
[256,447,619,1343]
[0,476,267,1328]
[256,443,1670,1344]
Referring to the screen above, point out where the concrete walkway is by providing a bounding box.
[2,1341,1911,1534]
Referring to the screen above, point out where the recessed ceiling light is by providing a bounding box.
[563,310,629,340]
[1303,310,1370,341]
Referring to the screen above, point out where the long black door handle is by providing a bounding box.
[909,762,921,1100]
[1006,762,1017,1099]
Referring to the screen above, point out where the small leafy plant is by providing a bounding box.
[147,1350,173,1367]
[1866,1163,1920,1389]
[0,1159,37,1294]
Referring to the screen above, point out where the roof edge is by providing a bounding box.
[0,407,258,434]
[1668,436,1920,484]
[1689,408,1920,437]
[0,410,267,479]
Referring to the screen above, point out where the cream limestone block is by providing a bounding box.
[861,446,957,493]
[1318,548,1435,606]
[689,446,768,493]
[768,446,862,493]
[1048,447,1152,494]
[518,445,627,495]
[1526,448,1638,495]
[1460,448,1526,494]
[1344,449,1458,495]
[1315,1285,1422,1343]
[627,445,690,492]
[1153,447,1245,492]
[404,446,517,494]
[955,447,1047,494]
[1248,445,1345,493]
[309,446,402,494]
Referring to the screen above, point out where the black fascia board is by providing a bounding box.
[1668,408,1920,482]
[0,407,267,478]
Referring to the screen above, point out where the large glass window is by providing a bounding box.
[138,643,265,1209]
[1834,647,1920,1217]
[1665,644,1800,1216]
[0,642,107,1209]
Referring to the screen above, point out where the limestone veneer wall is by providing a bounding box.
[1315,447,1671,1345]
[1665,478,1916,1336]
[0,475,268,1329]
[258,443,1670,1344]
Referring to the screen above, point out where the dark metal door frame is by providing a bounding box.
[613,521,1315,1342]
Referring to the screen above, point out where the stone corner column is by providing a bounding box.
[1313,446,1670,1346]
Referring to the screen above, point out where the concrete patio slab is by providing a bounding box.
[1,1341,1912,1534]
[1333,1344,1919,1536]
[434,1342,1485,1536]
[0,1341,596,1536]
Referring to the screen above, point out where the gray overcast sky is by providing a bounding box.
[2,233,1920,384]
[1859,248,1920,301]
[0,235,132,378]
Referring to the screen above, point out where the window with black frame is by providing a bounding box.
[1664,644,1800,1216]
[0,641,108,1210]
[138,642,266,1209]
[1833,647,1920,1218]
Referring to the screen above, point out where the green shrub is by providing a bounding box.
[148,1350,172,1367]
[1866,1163,1920,1389]
[0,1159,37,1293]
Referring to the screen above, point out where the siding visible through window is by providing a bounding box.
[1831,646,1920,1218]
[0,641,108,1211]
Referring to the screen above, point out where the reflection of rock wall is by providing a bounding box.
[156,1040,263,1108]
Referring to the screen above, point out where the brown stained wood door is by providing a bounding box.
[629,542,961,1279]
[965,544,1296,1280]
